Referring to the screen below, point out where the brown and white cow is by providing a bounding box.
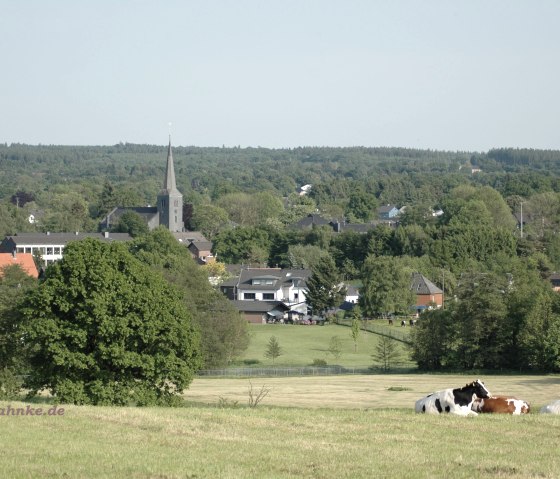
[415,379,491,416]
[472,396,530,415]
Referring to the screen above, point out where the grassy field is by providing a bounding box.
[234,322,415,369]
[2,374,559,478]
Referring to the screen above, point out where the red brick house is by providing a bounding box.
[411,273,443,316]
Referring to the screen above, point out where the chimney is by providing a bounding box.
[46,231,50,235]
[12,249,16,259]
[75,232,79,235]
[104,231,109,239]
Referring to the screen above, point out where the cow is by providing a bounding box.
[415,379,491,416]
[471,396,530,415]
[540,399,560,414]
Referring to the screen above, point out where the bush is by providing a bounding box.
[311,359,327,367]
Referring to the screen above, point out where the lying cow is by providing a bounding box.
[472,396,530,415]
[540,399,560,414]
[415,379,491,416]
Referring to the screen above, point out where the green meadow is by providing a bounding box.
[235,322,414,369]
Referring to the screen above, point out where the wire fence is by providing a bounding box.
[197,365,415,378]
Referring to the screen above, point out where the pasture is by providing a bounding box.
[1,374,559,478]
[235,322,414,369]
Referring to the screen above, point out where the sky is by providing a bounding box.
[1,0,559,151]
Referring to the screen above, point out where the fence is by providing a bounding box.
[198,366,369,377]
[197,364,414,378]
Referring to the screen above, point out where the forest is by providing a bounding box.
[2,143,560,373]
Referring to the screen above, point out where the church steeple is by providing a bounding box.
[161,135,179,195]
[157,136,183,232]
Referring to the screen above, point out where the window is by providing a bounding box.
[17,247,24,253]
[46,247,53,255]
[263,293,274,300]
[244,293,256,300]
[294,293,299,300]
[24,247,31,254]
[252,279,261,285]
[265,279,274,285]
[54,247,61,254]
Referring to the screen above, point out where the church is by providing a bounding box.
[100,137,184,233]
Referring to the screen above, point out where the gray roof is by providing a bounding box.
[291,214,332,229]
[411,273,443,295]
[231,300,289,313]
[237,267,311,290]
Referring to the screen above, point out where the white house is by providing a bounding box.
[220,267,311,323]
[0,232,131,266]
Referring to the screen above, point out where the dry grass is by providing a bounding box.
[183,373,560,411]
[1,374,559,478]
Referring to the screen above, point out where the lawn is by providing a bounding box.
[234,322,415,369]
[1,374,560,478]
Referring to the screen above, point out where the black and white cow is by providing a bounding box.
[415,379,491,416]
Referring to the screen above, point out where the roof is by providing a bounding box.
[173,231,209,243]
[1,232,132,247]
[291,214,332,229]
[0,253,39,278]
[231,300,290,314]
[188,241,213,252]
[237,267,311,290]
[411,273,443,295]
[378,204,399,213]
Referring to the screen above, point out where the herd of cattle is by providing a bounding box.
[414,379,560,416]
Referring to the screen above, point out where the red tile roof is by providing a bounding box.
[0,253,39,278]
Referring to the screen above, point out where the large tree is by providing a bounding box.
[305,256,346,318]
[21,238,201,405]
[130,228,249,368]
[0,264,37,371]
[359,256,415,318]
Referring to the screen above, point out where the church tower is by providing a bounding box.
[157,136,183,232]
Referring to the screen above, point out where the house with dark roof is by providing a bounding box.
[0,252,39,278]
[411,272,444,315]
[220,267,311,323]
[187,240,214,264]
[291,213,332,230]
[378,204,400,220]
[0,232,131,266]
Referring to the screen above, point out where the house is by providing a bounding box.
[220,267,311,323]
[0,252,39,278]
[0,232,131,266]
[231,300,290,324]
[291,213,332,230]
[378,204,400,220]
[411,272,444,315]
[187,240,214,264]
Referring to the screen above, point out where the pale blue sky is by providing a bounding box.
[1,0,559,151]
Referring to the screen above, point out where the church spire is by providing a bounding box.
[157,135,184,232]
[161,135,179,194]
